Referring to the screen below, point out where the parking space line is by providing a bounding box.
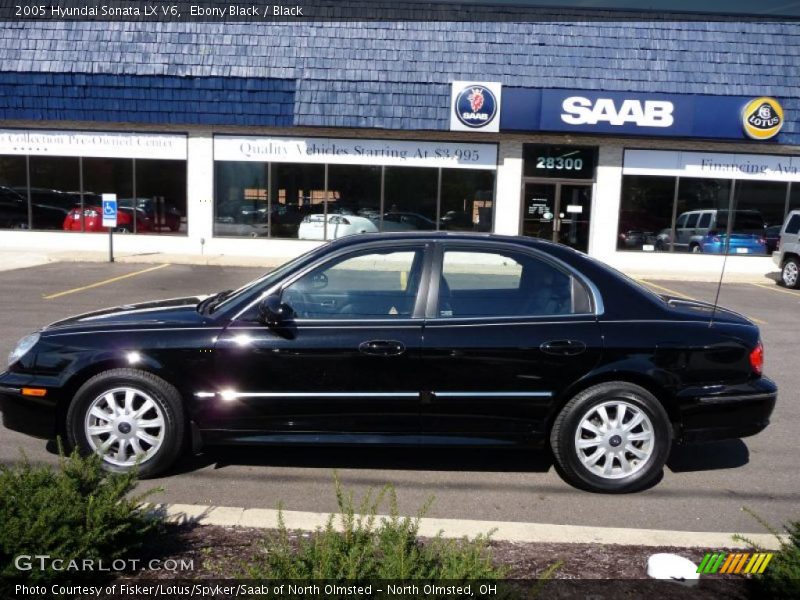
[42,263,172,300]
[639,279,767,325]
[637,279,693,300]
[749,282,800,298]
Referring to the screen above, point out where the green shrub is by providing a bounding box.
[243,476,508,582]
[735,509,800,599]
[0,447,161,587]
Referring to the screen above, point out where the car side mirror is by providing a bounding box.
[258,293,292,327]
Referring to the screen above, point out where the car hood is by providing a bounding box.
[43,296,208,332]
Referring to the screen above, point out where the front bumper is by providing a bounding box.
[677,377,777,443]
[0,372,59,439]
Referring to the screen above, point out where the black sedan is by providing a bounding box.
[0,233,777,493]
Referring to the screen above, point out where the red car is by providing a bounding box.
[63,205,153,233]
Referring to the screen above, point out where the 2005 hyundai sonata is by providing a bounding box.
[0,233,777,492]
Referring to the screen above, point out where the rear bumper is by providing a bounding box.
[677,377,777,443]
[0,373,59,439]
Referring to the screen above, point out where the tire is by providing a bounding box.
[550,382,672,493]
[781,257,800,289]
[66,368,185,478]
[690,243,701,253]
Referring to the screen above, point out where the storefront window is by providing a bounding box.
[440,169,495,232]
[789,183,800,213]
[272,163,325,240]
[215,161,268,238]
[383,166,438,232]
[136,159,187,235]
[0,156,28,230]
[29,156,80,231]
[78,158,132,233]
[618,175,676,251]
[618,172,796,255]
[327,165,382,238]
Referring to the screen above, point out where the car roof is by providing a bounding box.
[324,231,567,251]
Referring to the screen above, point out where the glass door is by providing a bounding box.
[521,181,592,252]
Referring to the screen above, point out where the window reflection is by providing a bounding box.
[618,175,794,256]
[440,169,494,232]
[1,154,187,235]
[212,161,496,239]
[135,159,187,235]
[273,163,325,240]
[0,156,29,230]
[215,161,268,238]
[28,156,80,231]
[76,158,132,233]
[382,167,437,232]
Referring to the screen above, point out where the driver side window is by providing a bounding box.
[283,248,424,319]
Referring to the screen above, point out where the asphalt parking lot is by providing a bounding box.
[0,261,797,535]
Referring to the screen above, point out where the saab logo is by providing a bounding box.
[561,97,674,128]
[455,85,498,129]
[742,97,783,140]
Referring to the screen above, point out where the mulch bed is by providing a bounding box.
[123,522,753,598]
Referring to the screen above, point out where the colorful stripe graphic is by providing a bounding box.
[697,552,773,574]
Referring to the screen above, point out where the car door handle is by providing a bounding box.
[540,340,587,356]
[359,340,406,357]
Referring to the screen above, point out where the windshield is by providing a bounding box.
[209,244,329,312]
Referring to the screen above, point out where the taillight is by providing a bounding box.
[749,341,764,376]
[711,236,720,243]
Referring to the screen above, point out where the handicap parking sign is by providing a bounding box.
[101,193,117,228]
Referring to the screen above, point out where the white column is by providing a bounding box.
[493,140,523,235]
[589,144,623,259]
[186,132,215,253]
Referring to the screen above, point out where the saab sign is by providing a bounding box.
[500,88,785,140]
[450,81,502,133]
[560,97,674,128]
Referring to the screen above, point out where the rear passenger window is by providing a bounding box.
[685,213,699,228]
[438,249,592,318]
[786,214,800,235]
[697,213,712,228]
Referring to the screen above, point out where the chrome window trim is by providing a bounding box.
[432,240,604,319]
[434,391,552,398]
[194,390,553,399]
[231,239,430,323]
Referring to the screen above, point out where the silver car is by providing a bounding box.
[772,210,800,288]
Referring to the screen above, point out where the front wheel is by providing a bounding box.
[781,257,799,289]
[550,382,672,493]
[66,369,185,478]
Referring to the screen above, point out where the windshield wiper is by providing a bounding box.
[197,289,233,315]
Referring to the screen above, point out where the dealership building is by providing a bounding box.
[0,4,799,276]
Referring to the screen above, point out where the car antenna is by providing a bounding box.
[709,249,728,328]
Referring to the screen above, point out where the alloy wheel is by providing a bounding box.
[573,400,655,480]
[83,386,166,467]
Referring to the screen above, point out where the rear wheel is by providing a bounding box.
[66,369,184,478]
[781,257,799,289]
[550,382,672,493]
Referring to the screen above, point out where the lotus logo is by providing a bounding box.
[455,85,497,129]
[742,97,784,140]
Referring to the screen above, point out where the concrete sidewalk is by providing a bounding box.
[162,503,785,550]
[0,247,780,284]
